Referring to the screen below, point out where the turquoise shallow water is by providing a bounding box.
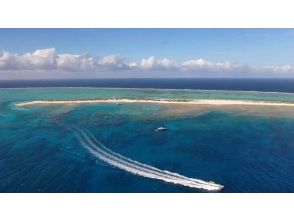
[1,88,294,192]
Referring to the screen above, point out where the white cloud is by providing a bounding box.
[97,55,131,70]
[139,56,177,70]
[0,48,57,70]
[1,48,294,78]
[271,65,294,74]
[57,53,94,71]
[250,64,294,75]
[0,49,133,72]
[21,48,57,69]
[182,58,239,72]
[0,51,17,70]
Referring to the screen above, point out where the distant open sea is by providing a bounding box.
[0,78,294,192]
[1,78,294,93]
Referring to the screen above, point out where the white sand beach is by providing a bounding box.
[15,99,294,107]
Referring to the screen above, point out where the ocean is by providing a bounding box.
[0,78,294,192]
[1,78,294,93]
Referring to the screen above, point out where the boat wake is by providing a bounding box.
[71,126,224,191]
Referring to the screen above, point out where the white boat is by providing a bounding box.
[155,126,167,132]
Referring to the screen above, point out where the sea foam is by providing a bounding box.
[72,126,223,191]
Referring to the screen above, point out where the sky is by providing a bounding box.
[0,28,294,79]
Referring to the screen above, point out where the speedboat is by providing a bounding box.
[155,126,167,132]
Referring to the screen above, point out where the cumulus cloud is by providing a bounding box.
[0,51,17,70]
[1,48,294,78]
[57,53,94,71]
[97,55,131,70]
[139,56,177,70]
[0,48,56,70]
[277,65,294,73]
[21,48,57,69]
[182,58,239,72]
[0,48,133,72]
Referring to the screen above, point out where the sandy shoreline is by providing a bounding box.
[15,99,294,107]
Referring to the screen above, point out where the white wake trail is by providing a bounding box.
[81,128,220,186]
[79,128,199,184]
[72,127,223,191]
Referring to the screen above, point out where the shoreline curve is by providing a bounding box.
[15,99,294,107]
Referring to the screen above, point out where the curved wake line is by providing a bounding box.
[71,126,223,191]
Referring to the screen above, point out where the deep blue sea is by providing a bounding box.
[1,78,294,93]
[0,79,294,192]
